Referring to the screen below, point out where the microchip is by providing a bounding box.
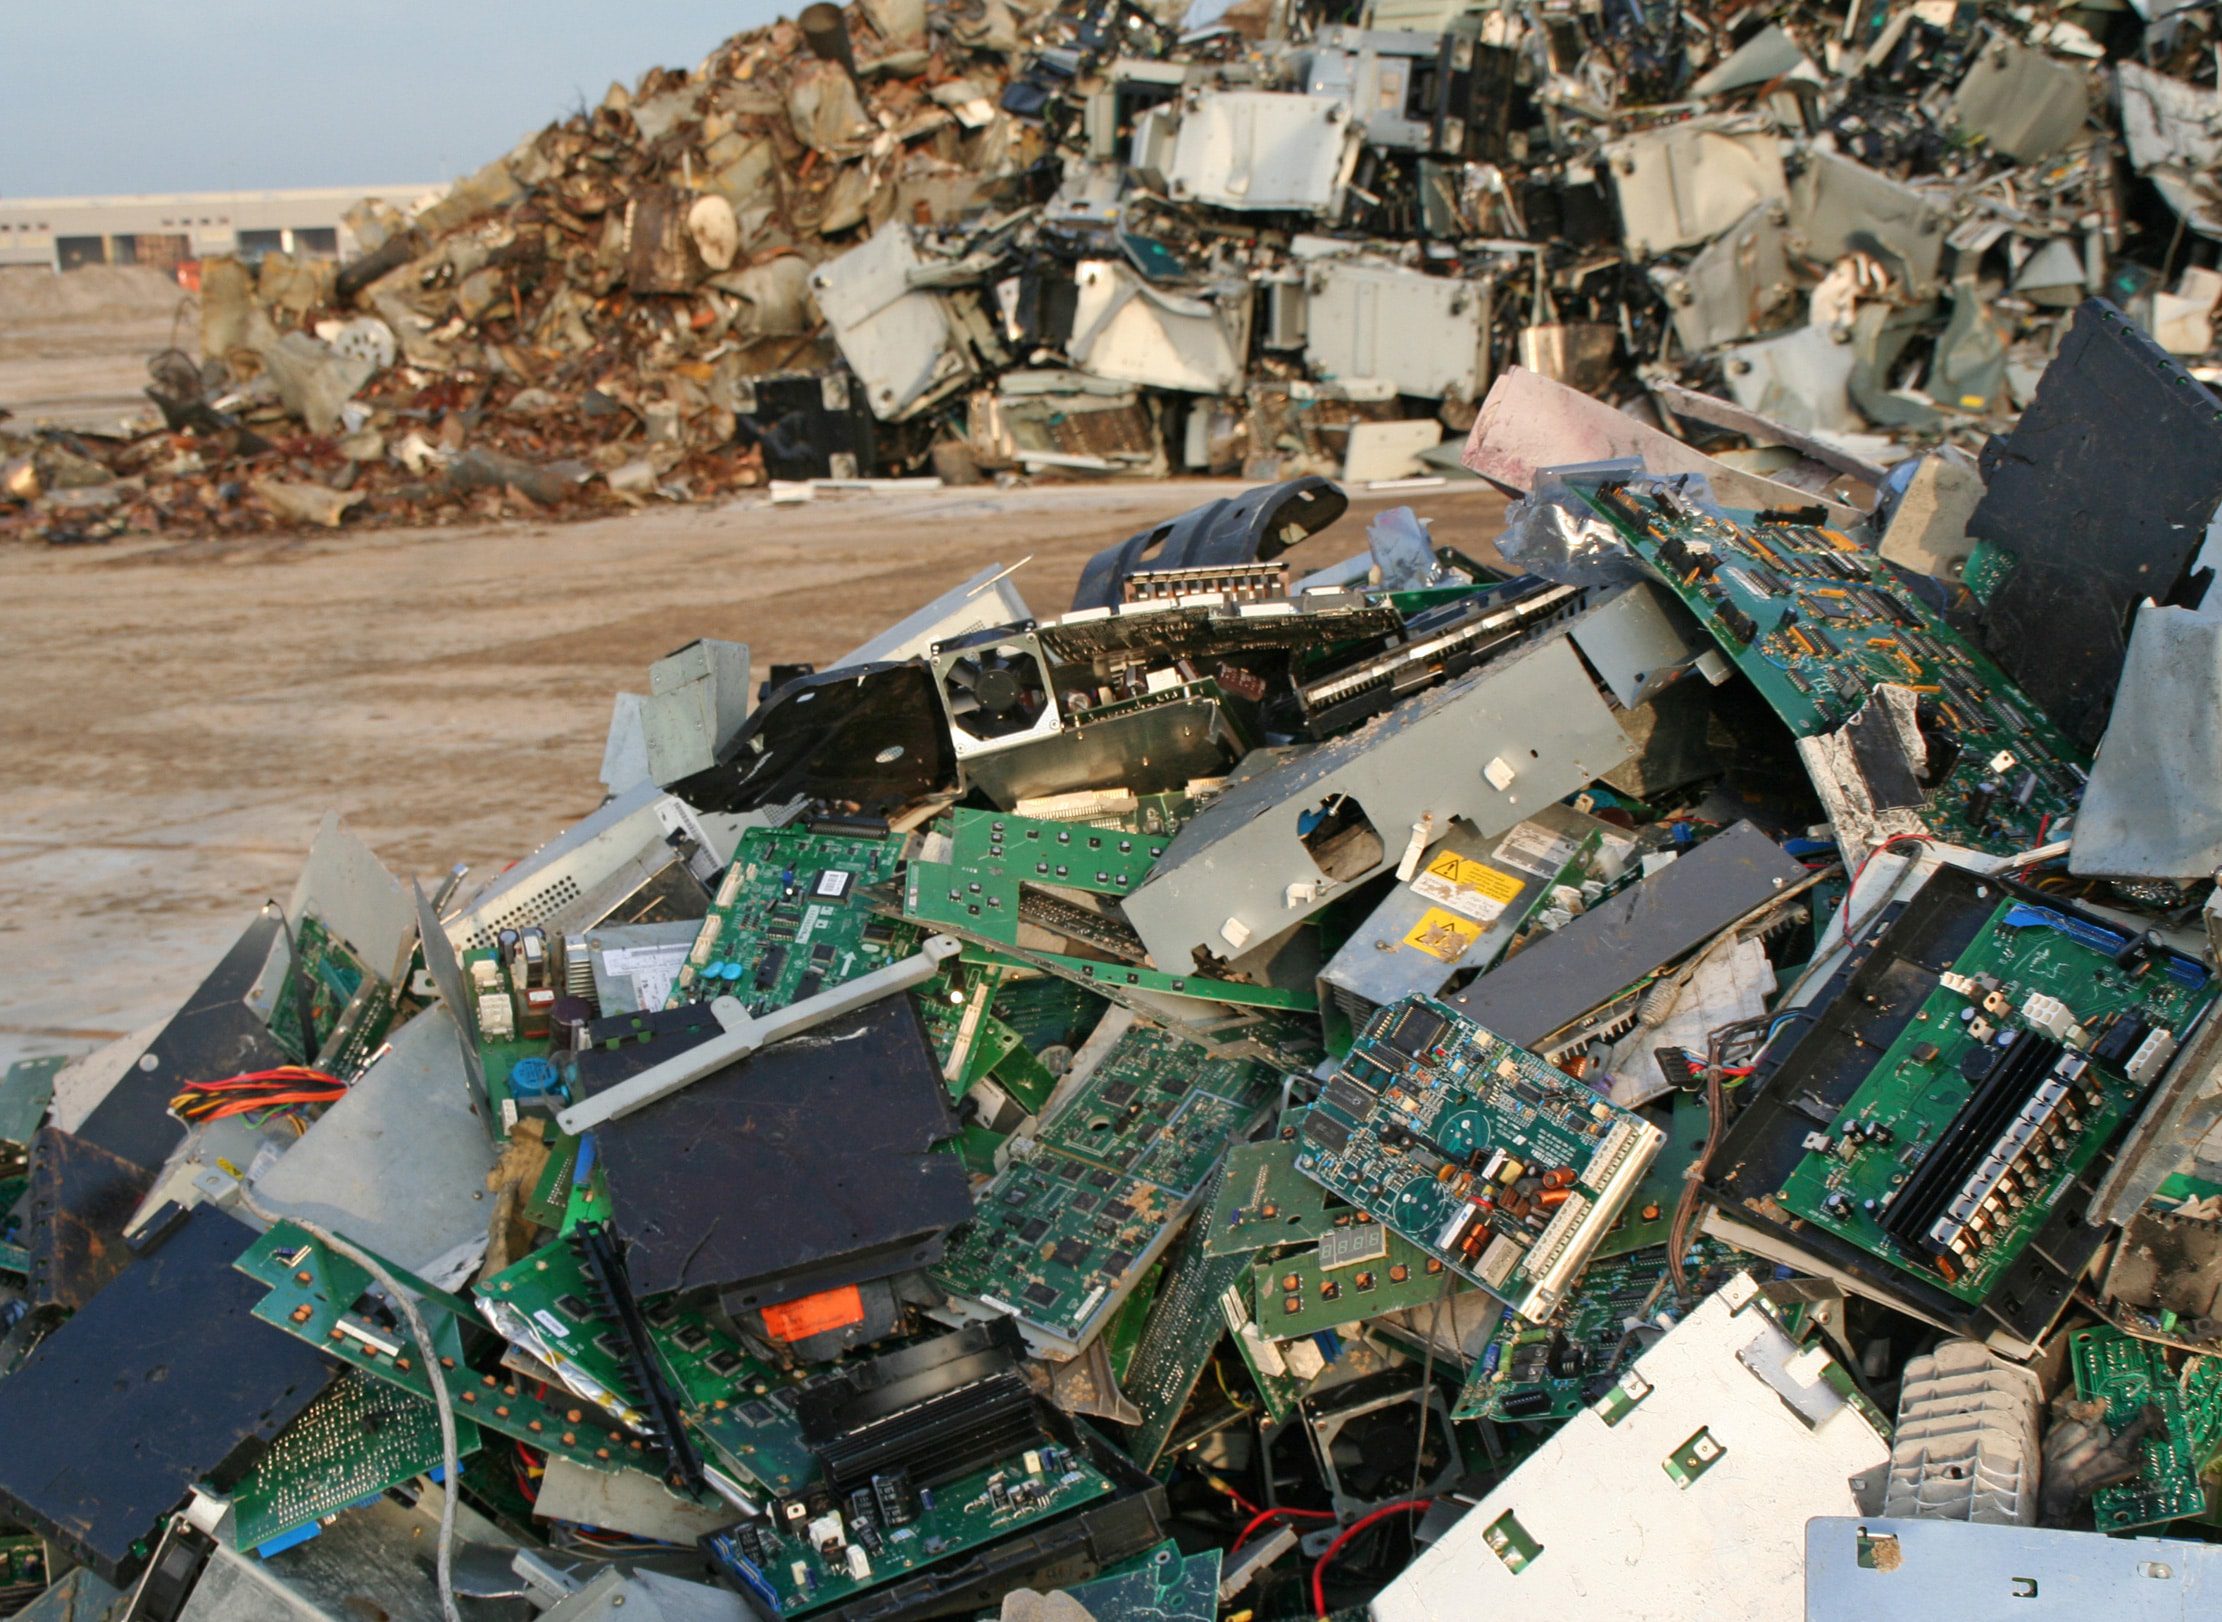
[1023,1282,1061,1308]
[815,869,854,901]
[1104,1250,1133,1274]
[811,944,836,965]
[672,1323,712,1351]
[1381,1005,1448,1057]
[556,1294,590,1318]
[1052,1239,1092,1267]
[1302,1110,1352,1156]
[708,1351,747,1378]
[1070,1193,1098,1214]
[1324,1074,1379,1120]
[1019,1218,1050,1242]
[1319,1222,1389,1271]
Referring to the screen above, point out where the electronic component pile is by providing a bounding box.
[11,0,2222,543]
[3,322,2222,1621]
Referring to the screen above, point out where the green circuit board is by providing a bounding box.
[0,1055,62,1150]
[672,823,915,1012]
[1575,479,2085,854]
[479,1236,817,1493]
[2069,1327,2222,1533]
[1120,1174,1250,1473]
[0,1534,48,1605]
[904,809,1313,1014]
[705,1443,1114,1617]
[272,915,398,1077]
[1592,1094,1706,1261]
[1205,1134,1343,1257]
[0,1175,26,1276]
[932,1021,1278,1355]
[234,1221,663,1478]
[1454,1239,1747,1424]
[1777,895,2215,1303]
[1063,1540,1223,1622]
[462,946,554,1140]
[1295,997,1664,1323]
[503,1234,852,1495]
[1252,1225,1459,1340]
[226,1370,476,1553]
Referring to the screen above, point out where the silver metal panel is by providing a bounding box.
[285,813,417,983]
[834,562,1034,668]
[811,222,972,421]
[642,638,751,788]
[544,1571,753,1622]
[1068,261,1251,394]
[1803,1517,2221,1620]
[1316,801,1617,1020]
[2070,595,2222,882]
[1304,259,1489,402]
[599,690,652,795]
[251,1004,495,1281]
[1122,627,1632,967]
[1373,1274,1891,1622]
[1786,149,1947,300]
[1164,91,1355,214]
[1603,120,1788,257]
[1655,202,1797,352]
[177,1496,525,1622]
[1564,580,1711,708]
[1950,34,2089,164]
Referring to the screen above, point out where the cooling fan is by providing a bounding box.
[930,630,1064,759]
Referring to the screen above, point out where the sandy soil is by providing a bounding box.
[0,479,1506,1066]
[0,264,193,430]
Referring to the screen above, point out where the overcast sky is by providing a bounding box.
[1,2,785,198]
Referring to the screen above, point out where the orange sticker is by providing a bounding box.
[760,1284,866,1341]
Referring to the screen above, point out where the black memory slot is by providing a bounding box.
[811,1369,1043,1491]
[570,1220,705,1493]
[1880,1032,2065,1254]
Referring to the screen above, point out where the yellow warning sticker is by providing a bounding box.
[1404,907,1483,962]
[1410,852,1525,922]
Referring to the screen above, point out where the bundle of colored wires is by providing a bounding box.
[170,1065,345,1123]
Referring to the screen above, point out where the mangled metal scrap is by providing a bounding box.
[12,0,2221,547]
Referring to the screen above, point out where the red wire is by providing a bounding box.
[1841,833,1932,943]
[1230,1504,1337,1551]
[1310,1500,1432,1617]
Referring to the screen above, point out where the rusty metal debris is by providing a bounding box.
[6,1,2222,544]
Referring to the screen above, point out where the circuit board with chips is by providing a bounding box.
[1574,478,2087,854]
[904,809,1314,1013]
[1775,893,2215,1304]
[932,1018,1279,1358]
[705,1440,1114,1617]
[224,1371,475,1554]
[1251,1223,1457,1340]
[1063,1540,1223,1621]
[1295,997,1663,1322]
[672,823,915,1012]
[478,1236,818,1493]
[2069,1326,2222,1534]
[271,915,398,1078]
[1453,1239,1747,1424]
[234,1222,671,1479]
[1118,1168,1253,1472]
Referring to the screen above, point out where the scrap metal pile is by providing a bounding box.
[2,301,2220,1621]
[8,0,2222,541]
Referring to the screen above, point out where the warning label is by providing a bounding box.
[1403,906,1484,961]
[1410,851,1525,922]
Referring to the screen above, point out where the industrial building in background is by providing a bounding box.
[4,0,2221,541]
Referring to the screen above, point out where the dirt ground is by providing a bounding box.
[0,478,1507,1067]
[0,265,194,430]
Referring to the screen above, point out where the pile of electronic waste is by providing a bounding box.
[8,0,2222,542]
[1,296,2220,1622]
